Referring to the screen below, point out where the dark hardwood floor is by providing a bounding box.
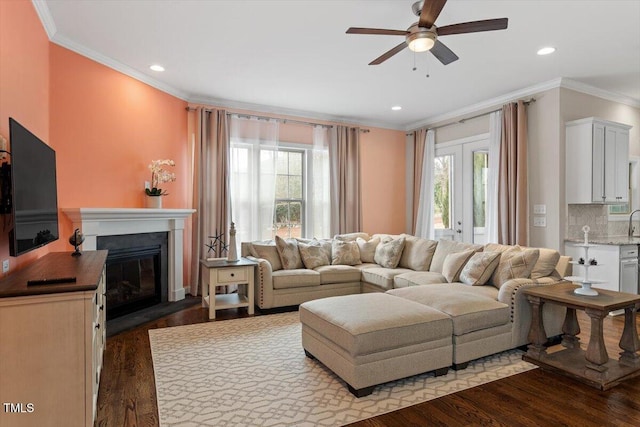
[96,298,640,427]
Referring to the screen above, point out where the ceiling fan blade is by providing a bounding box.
[369,42,408,65]
[437,18,508,36]
[430,40,459,65]
[346,27,408,36]
[419,0,448,28]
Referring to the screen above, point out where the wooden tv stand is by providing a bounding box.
[0,251,108,427]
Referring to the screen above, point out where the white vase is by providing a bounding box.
[227,222,238,262]
[146,195,162,209]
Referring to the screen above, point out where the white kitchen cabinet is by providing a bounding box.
[564,243,638,294]
[566,117,631,204]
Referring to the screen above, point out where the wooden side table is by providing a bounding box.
[523,282,640,390]
[200,258,257,320]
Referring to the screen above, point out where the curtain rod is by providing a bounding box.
[406,98,536,136]
[186,106,370,132]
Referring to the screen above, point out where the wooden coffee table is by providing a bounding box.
[523,282,640,390]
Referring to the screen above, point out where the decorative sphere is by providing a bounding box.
[69,230,85,246]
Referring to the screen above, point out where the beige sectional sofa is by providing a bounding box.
[241,232,569,395]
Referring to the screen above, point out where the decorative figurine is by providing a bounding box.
[578,257,585,265]
[582,225,590,245]
[69,228,84,256]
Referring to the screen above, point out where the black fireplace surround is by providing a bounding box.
[97,232,168,320]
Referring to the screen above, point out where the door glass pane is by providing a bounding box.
[473,151,488,228]
[473,151,488,244]
[434,155,452,230]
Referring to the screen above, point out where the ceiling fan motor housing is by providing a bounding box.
[406,24,437,52]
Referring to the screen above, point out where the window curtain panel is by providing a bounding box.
[229,116,279,243]
[415,129,435,239]
[307,126,331,238]
[411,128,428,234]
[330,126,362,235]
[498,100,528,245]
[485,110,502,243]
[189,108,229,296]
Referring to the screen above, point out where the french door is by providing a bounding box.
[433,135,489,244]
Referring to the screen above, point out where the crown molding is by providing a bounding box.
[50,34,191,101]
[405,78,564,131]
[31,0,57,39]
[406,77,640,131]
[559,78,640,108]
[187,95,405,131]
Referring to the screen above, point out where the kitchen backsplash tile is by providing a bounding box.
[567,204,640,239]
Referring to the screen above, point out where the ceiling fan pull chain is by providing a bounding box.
[413,49,417,71]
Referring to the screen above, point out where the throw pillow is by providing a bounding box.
[490,247,540,288]
[298,241,331,269]
[398,235,438,271]
[356,237,380,263]
[331,240,361,265]
[374,237,406,269]
[274,235,304,270]
[249,242,282,271]
[442,250,475,283]
[333,232,370,242]
[459,251,502,286]
[430,239,483,273]
[530,248,561,279]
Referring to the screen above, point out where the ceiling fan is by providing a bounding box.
[346,0,508,66]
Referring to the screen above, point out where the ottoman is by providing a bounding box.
[299,293,453,397]
[388,284,512,369]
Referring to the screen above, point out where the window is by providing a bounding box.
[274,150,304,238]
[229,117,330,243]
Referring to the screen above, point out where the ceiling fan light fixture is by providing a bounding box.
[407,31,436,52]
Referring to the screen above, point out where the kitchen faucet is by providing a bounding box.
[628,209,640,237]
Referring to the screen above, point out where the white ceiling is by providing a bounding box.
[37,0,640,129]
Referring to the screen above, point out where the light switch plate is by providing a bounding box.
[533,204,546,214]
[533,216,546,227]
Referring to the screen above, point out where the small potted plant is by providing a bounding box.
[145,159,176,208]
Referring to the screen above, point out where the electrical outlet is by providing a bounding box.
[2,259,9,273]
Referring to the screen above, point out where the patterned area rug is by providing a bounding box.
[149,312,536,427]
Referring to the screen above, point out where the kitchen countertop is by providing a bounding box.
[565,236,640,246]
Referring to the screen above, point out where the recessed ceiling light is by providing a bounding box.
[391,106,402,111]
[150,64,165,72]
[537,47,556,56]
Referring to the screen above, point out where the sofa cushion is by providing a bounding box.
[374,237,406,268]
[314,264,362,284]
[299,293,452,356]
[459,251,501,286]
[442,250,475,283]
[398,235,438,271]
[361,267,413,290]
[298,241,331,269]
[334,232,370,242]
[356,237,380,263]
[275,236,304,269]
[430,239,483,274]
[387,285,510,336]
[249,242,282,271]
[394,271,448,288]
[530,248,561,279]
[331,240,361,265]
[490,247,540,289]
[272,269,320,289]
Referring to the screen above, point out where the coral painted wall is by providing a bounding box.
[0,0,52,273]
[360,127,406,234]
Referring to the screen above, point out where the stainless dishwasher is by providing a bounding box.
[619,245,639,294]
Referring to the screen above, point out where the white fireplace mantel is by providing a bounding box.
[62,208,196,301]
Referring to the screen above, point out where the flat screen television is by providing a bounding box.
[8,118,59,256]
